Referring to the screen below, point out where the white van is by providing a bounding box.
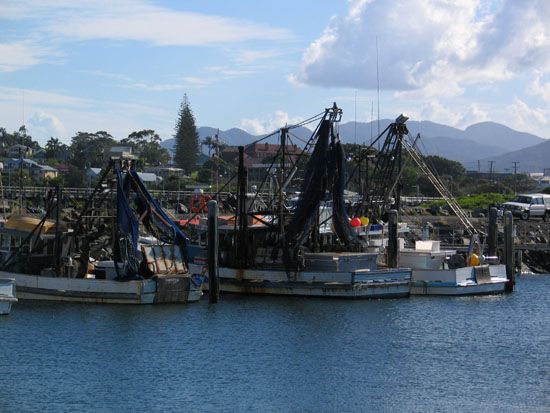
[503,193,550,220]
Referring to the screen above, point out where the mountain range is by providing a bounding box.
[161,120,549,173]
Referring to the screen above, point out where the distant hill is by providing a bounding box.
[161,119,548,169]
[337,120,544,153]
[478,139,550,173]
[463,122,544,152]
[161,126,314,152]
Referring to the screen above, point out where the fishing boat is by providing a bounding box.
[188,104,412,298]
[401,240,508,295]
[0,278,17,314]
[0,159,201,304]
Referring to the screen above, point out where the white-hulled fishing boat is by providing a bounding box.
[0,160,202,304]
[188,105,412,299]
[401,241,508,295]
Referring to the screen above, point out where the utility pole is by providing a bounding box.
[512,161,519,195]
[488,160,495,182]
[477,160,481,173]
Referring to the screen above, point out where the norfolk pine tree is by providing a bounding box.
[174,95,200,174]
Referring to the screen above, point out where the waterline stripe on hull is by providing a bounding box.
[410,282,507,296]
[17,286,156,304]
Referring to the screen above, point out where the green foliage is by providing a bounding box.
[456,193,508,209]
[424,193,508,210]
[45,137,69,160]
[65,165,88,187]
[0,126,41,155]
[43,174,65,187]
[174,95,200,173]
[120,129,170,166]
[425,155,466,178]
[197,167,212,183]
[69,131,116,168]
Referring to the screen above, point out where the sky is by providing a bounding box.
[0,0,548,145]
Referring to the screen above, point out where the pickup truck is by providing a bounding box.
[503,193,550,220]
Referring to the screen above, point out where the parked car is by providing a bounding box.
[503,193,550,220]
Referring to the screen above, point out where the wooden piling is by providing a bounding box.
[488,207,498,257]
[207,200,220,303]
[387,209,398,268]
[503,211,515,293]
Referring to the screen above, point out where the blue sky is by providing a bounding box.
[0,0,548,145]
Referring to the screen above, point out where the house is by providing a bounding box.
[32,148,47,162]
[529,172,550,189]
[7,144,32,158]
[220,142,301,168]
[5,158,58,180]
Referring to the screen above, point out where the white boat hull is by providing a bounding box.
[410,281,507,296]
[410,265,508,296]
[0,271,202,304]
[0,278,17,315]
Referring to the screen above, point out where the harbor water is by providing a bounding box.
[1,275,549,412]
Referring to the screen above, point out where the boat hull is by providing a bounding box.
[0,271,202,304]
[410,265,508,296]
[216,278,410,298]
[190,265,411,299]
[0,278,17,315]
[410,281,507,296]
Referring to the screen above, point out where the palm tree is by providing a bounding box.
[45,137,61,158]
[202,136,215,157]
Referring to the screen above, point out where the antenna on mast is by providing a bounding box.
[376,36,380,149]
[370,101,374,145]
[22,89,25,128]
[354,90,357,145]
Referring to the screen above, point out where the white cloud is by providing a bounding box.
[240,111,304,135]
[27,111,67,139]
[0,86,87,109]
[0,42,48,72]
[2,0,291,47]
[507,99,548,133]
[0,1,293,74]
[234,49,284,65]
[82,69,134,82]
[418,101,462,127]
[457,104,489,128]
[0,86,174,143]
[530,71,550,102]
[292,0,550,99]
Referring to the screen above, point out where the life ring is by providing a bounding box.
[189,194,211,213]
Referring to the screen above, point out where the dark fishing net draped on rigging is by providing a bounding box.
[281,119,360,271]
[331,138,361,248]
[115,167,141,278]
[113,168,190,279]
[128,170,189,262]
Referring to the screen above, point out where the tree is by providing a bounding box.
[44,137,69,160]
[202,135,215,157]
[174,94,199,173]
[120,129,170,166]
[69,131,116,168]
